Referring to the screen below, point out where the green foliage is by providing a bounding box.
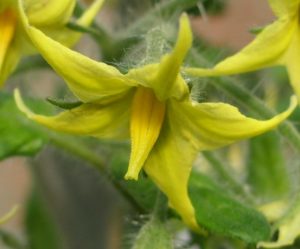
[189,172,271,244]
[0,93,51,160]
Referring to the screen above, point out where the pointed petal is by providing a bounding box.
[18,3,135,102]
[24,27,134,102]
[268,0,300,18]
[25,0,76,26]
[0,8,17,75]
[280,27,300,100]
[169,96,297,151]
[76,0,105,27]
[153,13,192,100]
[0,44,20,86]
[185,19,295,77]
[144,118,200,231]
[14,89,132,139]
[43,0,106,47]
[128,14,191,101]
[125,87,166,180]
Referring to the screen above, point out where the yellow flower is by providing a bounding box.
[0,0,104,85]
[15,12,297,230]
[185,0,300,100]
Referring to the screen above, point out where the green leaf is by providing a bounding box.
[247,132,289,199]
[25,189,63,249]
[132,217,173,249]
[189,171,271,244]
[0,93,52,160]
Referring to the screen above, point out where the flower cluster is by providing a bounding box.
[1,0,299,247]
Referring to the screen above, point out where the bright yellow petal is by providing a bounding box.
[280,26,300,101]
[125,87,166,180]
[258,202,300,248]
[42,0,105,47]
[153,13,192,100]
[76,0,105,27]
[0,43,20,86]
[268,0,300,18]
[169,96,297,151]
[126,14,191,101]
[25,0,76,27]
[0,8,17,72]
[14,89,132,139]
[143,117,201,232]
[185,18,296,77]
[24,28,134,102]
[18,2,136,102]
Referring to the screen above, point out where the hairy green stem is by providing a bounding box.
[121,0,200,36]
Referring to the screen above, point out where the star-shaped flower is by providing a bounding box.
[0,0,104,85]
[185,0,300,99]
[15,12,297,230]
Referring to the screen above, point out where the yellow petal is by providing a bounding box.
[169,96,297,151]
[25,0,76,26]
[185,18,296,77]
[14,89,132,139]
[143,116,201,232]
[125,87,166,180]
[153,13,192,100]
[22,28,135,102]
[280,25,300,101]
[0,8,17,72]
[42,0,106,47]
[268,0,300,18]
[76,0,105,27]
[258,202,300,248]
[18,1,136,102]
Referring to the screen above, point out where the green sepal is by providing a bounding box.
[46,97,83,110]
[189,171,271,244]
[131,217,173,249]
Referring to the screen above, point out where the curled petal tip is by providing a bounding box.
[14,89,34,119]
